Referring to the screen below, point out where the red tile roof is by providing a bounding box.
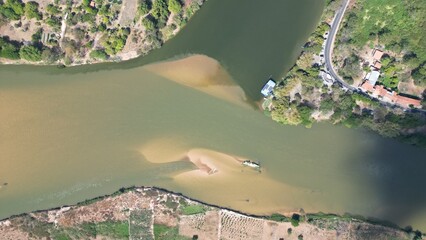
[360,82,421,108]
[373,49,384,61]
[373,61,382,70]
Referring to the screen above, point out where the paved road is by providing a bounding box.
[323,0,353,90]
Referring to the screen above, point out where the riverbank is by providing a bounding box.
[0,0,206,66]
[268,0,426,148]
[0,186,422,240]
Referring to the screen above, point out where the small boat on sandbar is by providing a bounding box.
[242,160,260,169]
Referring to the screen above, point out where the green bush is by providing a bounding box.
[142,16,155,31]
[0,37,20,59]
[152,0,169,26]
[89,49,108,60]
[268,213,289,222]
[168,0,182,14]
[291,214,301,227]
[19,45,42,61]
[24,1,42,20]
[46,4,61,14]
[0,0,25,20]
[138,0,151,15]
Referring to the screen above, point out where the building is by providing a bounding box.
[372,49,384,61]
[373,61,382,70]
[360,82,421,108]
[261,79,276,97]
[366,70,380,86]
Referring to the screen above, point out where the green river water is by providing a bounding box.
[1,0,426,231]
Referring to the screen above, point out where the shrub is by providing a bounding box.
[0,0,25,20]
[89,49,108,60]
[138,0,151,15]
[290,214,301,227]
[46,4,61,15]
[19,45,42,61]
[168,0,182,14]
[142,16,155,31]
[0,37,20,59]
[24,1,42,20]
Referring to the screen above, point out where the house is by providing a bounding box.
[366,70,380,86]
[261,79,276,97]
[394,95,421,108]
[360,82,422,108]
[373,61,382,70]
[372,49,384,61]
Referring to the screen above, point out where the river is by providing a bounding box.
[1,0,426,231]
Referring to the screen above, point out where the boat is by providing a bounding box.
[242,160,260,168]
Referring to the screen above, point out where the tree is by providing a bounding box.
[138,0,150,15]
[19,45,42,61]
[412,63,426,87]
[31,28,43,42]
[0,0,24,20]
[290,214,300,227]
[24,1,42,20]
[168,0,182,14]
[89,49,108,60]
[152,0,169,27]
[41,47,62,63]
[142,16,155,31]
[46,4,61,15]
[0,37,20,59]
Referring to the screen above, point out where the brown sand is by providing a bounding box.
[144,55,250,108]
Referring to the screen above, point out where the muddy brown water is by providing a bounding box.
[1,0,426,231]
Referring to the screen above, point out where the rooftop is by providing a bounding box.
[373,61,382,70]
[367,71,380,86]
[261,79,276,97]
[372,49,384,61]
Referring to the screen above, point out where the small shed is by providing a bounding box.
[261,79,276,97]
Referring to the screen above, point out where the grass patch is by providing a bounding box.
[77,221,129,239]
[267,213,290,222]
[181,204,206,215]
[130,209,153,240]
[153,224,190,240]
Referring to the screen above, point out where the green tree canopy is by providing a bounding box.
[89,49,108,60]
[19,45,42,61]
[0,0,25,20]
[24,1,42,20]
[0,36,20,59]
[168,0,182,14]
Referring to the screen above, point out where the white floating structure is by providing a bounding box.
[261,79,276,97]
